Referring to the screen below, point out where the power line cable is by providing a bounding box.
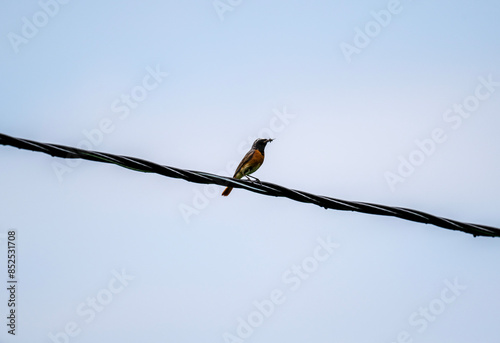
[1,133,498,237]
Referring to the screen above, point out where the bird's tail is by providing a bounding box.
[221,186,233,196]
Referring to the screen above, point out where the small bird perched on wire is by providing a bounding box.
[221,138,274,196]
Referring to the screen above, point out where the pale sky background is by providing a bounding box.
[1,1,499,342]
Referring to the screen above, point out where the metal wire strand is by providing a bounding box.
[1,133,498,237]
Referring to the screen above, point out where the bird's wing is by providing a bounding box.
[233,149,257,178]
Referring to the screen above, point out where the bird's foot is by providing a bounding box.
[245,175,262,185]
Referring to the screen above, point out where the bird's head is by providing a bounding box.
[252,138,274,151]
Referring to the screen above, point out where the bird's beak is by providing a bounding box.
[267,138,274,143]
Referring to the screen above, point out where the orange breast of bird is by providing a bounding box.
[234,149,264,179]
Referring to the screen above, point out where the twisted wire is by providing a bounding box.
[1,133,498,237]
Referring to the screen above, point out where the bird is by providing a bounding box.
[221,138,273,196]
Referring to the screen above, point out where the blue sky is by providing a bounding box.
[1,1,499,342]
